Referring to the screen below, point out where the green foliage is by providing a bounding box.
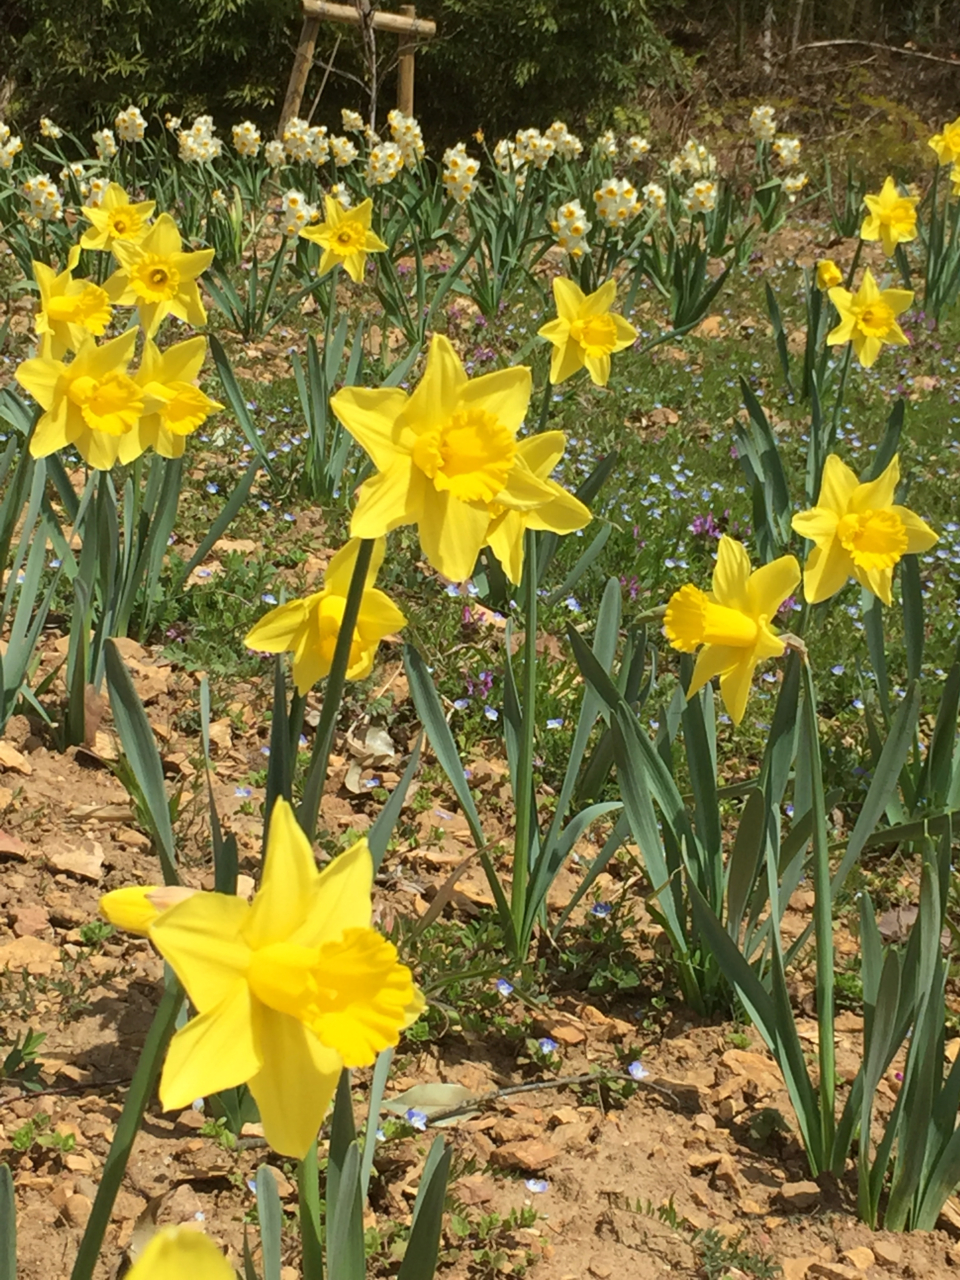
[417,0,686,140]
[4,0,302,130]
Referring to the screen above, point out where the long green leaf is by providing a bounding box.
[104,639,177,884]
[255,1165,282,1280]
[172,459,261,593]
[368,736,422,872]
[0,1163,14,1280]
[397,1137,452,1280]
[208,335,272,468]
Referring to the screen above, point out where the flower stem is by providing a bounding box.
[829,341,853,445]
[801,660,836,1167]
[70,971,183,1280]
[299,538,375,842]
[511,531,538,954]
[298,1140,325,1280]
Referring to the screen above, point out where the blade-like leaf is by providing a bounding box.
[255,1164,283,1280]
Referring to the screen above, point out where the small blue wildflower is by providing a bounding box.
[591,902,612,918]
[261,593,277,605]
[496,978,514,997]
[628,1060,650,1081]
[453,698,469,711]
[235,786,253,799]
[538,1037,558,1053]
[405,1108,428,1131]
[525,1178,549,1193]
[546,718,564,729]
[484,705,499,721]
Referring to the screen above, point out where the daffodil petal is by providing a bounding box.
[802,539,853,604]
[720,658,755,726]
[552,276,586,322]
[712,536,752,610]
[159,982,261,1110]
[248,1004,341,1159]
[245,598,311,653]
[515,431,567,478]
[245,798,321,949]
[458,365,532,434]
[351,459,420,537]
[293,836,374,947]
[687,643,740,697]
[486,509,526,584]
[894,506,938,553]
[127,1225,236,1280]
[331,387,407,471]
[150,893,252,1014]
[747,555,800,619]
[417,490,489,582]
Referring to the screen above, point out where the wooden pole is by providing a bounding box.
[279,14,322,135]
[397,4,416,117]
[301,0,435,38]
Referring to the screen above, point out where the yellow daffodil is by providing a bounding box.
[791,454,937,605]
[118,337,223,463]
[16,330,148,469]
[106,213,214,337]
[80,181,155,252]
[930,116,960,165]
[827,269,912,368]
[33,245,112,357]
[100,798,422,1159]
[816,259,843,290]
[332,334,555,583]
[100,884,197,935]
[484,432,591,583]
[127,1226,234,1280]
[664,536,800,726]
[244,538,406,693]
[537,277,638,386]
[300,195,387,283]
[860,176,918,256]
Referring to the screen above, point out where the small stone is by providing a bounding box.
[48,843,104,882]
[778,1179,820,1211]
[116,827,151,850]
[712,1153,741,1192]
[688,1152,722,1174]
[489,1140,560,1172]
[588,1266,612,1279]
[717,1098,737,1123]
[694,1112,716,1132]
[0,742,31,774]
[808,1265,865,1280]
[12,906,49,937]
[841,1248,874,1271]
[162,1183,204,1223]
[781,1259,820,1280]
[63,1193,93,1228]
[0,935,60,975]
[872,1241,902,1268]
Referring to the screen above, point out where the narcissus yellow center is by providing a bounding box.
[569,313,618,355]
[68,371,144,436]
[131,255,180,302]
[107,206,143,239]
[246,928,414,1066]
[836,508,907,570]
[332,221,367,253]
[412,407,516,503]
[47,284,111,331]
[664,584,760,652]
[857,301,896,337]
[161,383,215,435]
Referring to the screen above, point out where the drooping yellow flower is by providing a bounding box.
[332,334,555,583]
[80,182,155,252]
[118,337,223,464]
[537,277,638,386]
[106,213,215,337]
[15,330,148,469]
[816,260,843,290]
[245,538,406,694]
[929,116,960,166]
[827,269,912,368]
[484,432,590,583]
[33,245,112,358]
[860,177,918,256]
[127,1226,234,1280]
[299,195,387,283]
[100,798,422,1159]
[664,536,800,726]
[791,454,937,605]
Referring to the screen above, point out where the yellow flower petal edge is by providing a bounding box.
[860,176,918,257]
[791,453,938,605]
[663,536,800,726]
[127,1225,235,1280]
[105,798,423,1158]
[826,269,913,369]
[300,196,388,283]
[244,536,406,694]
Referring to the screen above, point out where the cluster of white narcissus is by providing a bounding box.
[626,135,651,163]
[772,136,801,167]
[668,138,716,179]
[514,128,554,169]
[115,105,146,143]
[58,161,88,197]
[0,123,23,170]
[279,190,317,238]
[282,117,329,165]
[750,104,777,142]
[341,108,364,133]
[642,181,667,212]
[40,117,63,139]
[330,136,359,167]
[783,172,809,201]
[493,139,527,190]
[86,176,109,207]
[264,139,285,169]
[179,116,223,163]
[595,129,618,160]
[366,141,404,186]
[682,179,718,215]
[388,110,425,168]
[545,120,583,160]
[594,176,640,227]
[232,121,262,158]
[21,175,63,221]
[442,143,480,205]
[551,199,591,258]
[330,182,352,210]
[92,128,117,160]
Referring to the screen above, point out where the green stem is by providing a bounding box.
[511,531,538,953]
[298,1141,325,1280]
[829,341,853,446]
[843,237,863,292]
[536,376,552,432]
[299,538,375,842]
[70,973,183,1280]
[801,661,836,1166]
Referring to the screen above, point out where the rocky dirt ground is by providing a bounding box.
[1,632,960,1280]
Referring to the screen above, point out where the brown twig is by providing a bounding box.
[790,39,960,68]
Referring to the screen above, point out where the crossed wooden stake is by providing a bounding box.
[280,1,437,133]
